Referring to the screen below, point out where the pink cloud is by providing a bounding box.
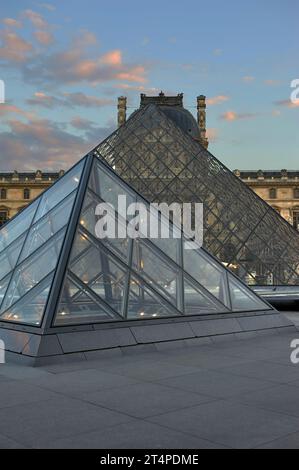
[0,30,33,62]
[242,76,255,82]
[206,95,229,106]
[275,99,299,108]
[27,91,114,108]
[23,9,48,29]
[115,66,146,83]
[0,117,115,170]
[0,104,34,119]
[264,79,280,86]
[2,18,22,28]
[221,110,258,121]
[206,128,218,142]
[34,30,54,45]
[101,50,122,66]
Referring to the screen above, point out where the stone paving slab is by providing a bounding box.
[1,323,299,449]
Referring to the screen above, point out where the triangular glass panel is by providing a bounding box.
[66,229,128,316]
[127,274,180,320]
[0,232,26,281]
[184,276,227,315]
[228,274,268,311]
[0,272,54,326]
[0,227,67,315]
[54,274,119,326]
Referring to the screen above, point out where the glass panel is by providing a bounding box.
[184,276,225,315]
[80,190,129,262]
[183,240,230,307]
[132,239,180,307]
[127,274,180,319]
[54,275,118,326]
[19,191,76,263]
[33,160,84,223]
[0,232,26,281]
[0,274,11,309]
[0,199,39,254]
[69,232,127,316]
[0,228,66,313]
[89,161,136,216]
[0,273,54,326]
[228,274,269,311]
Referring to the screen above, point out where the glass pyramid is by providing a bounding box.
[95,104,299,287]
[0,153,271,328]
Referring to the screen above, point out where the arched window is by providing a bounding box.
[269,188,277,199]
[0,188,7,200]
[23,188,30,200]
[294,188,299,199]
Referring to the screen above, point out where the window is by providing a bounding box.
[269,188,277,199]
[293,211,299,231]
[0,210,8,226]
[0,188,7,200]
[294,188,299,199]
[24,188,30,200]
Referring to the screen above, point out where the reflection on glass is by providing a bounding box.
[0,228,66,313]
[33,160,84,223]
[132,239,180,307]
[19,191,76,263]
[0,273,54,325]
[184,276,224,315]
[54,275,116,325]
[228,275,266,311]
[127,275,179,319]
[0,233,26,281]
[183,240,229,307]
[0,200,38,254]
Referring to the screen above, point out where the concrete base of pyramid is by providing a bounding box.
[0,310,296,366]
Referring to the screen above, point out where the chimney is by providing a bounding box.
[197,95,209,148]
[117,96,127,127]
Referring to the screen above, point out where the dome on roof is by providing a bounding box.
[159,106,199,139]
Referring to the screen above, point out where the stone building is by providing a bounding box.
[234,170,299,231]
[0,170,63,226]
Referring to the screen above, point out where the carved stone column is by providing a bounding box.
[118,96,127,127]
[197,95,209,148]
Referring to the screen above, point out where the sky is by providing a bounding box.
[0,0,298,171]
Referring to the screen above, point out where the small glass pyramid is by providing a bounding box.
[0,154,271,328]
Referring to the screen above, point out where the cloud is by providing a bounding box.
[206,128,218,143]
[19,31,148,85]
[70,116,95,130]
[26,91,114,109]
[0,103,34,119]
[63,92,114,107]
[2,18,22,28]
[0,117,115,170]
[264,79,280,86]
[38,3,56,11]
[101,50,122,66]
[213,48,222,56]
[242,76,255,82]
[34,30,54,45]
[23,9,48,29]
[274,99,299,108]
[206,95,229,106]
[220,110,258,121]
[0,30,33,62]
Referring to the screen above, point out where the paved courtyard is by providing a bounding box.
[1,314,299,449]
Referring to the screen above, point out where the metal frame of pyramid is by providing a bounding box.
[95,104,299,288]
[0,152,293,365]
